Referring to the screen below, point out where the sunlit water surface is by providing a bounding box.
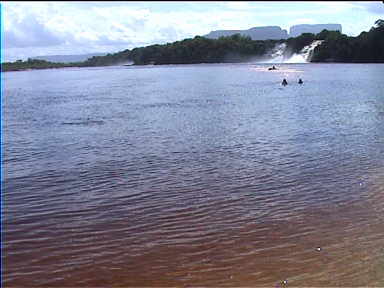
[2,63,384,286]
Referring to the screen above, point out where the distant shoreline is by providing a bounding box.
[3,61,384,73]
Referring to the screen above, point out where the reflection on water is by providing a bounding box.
[2,63,384,286]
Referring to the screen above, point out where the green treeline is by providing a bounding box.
[82,35,285,66]
[82,49,131,66]
[2,58,76,71]
[2,19,383,72]
[311,19,384,62]
[121,36,283,65]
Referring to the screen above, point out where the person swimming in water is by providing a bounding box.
[282,79,288,86]
[298,78,303,84]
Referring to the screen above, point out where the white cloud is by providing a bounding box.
[354,1,384,14]
[4,10,69,49]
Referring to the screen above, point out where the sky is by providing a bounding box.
[2,1,384,62]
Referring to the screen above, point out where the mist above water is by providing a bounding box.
[118,61,134,66]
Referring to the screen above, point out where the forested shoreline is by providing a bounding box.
[2,19,383,72]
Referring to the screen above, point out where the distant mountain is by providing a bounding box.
[205,26,288,40]
[31,53,108,63]
[289,24,342,37]
[204,24,343,40]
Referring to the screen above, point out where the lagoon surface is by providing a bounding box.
[2,63,384,286]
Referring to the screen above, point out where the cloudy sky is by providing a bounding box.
[2,1,384,62]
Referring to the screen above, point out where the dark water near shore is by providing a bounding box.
[2,63,384,286]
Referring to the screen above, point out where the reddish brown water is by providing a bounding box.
[5,177,384,287]
[3,64,384,286]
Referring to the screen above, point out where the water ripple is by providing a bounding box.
[3,63,384,286]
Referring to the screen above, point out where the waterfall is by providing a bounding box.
[264,40,323,63]
[284,40,324,63]
[264,43,286,63]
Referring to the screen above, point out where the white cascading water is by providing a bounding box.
[264,43,287,63]
[284,40,324,63]
[264,40,324,63]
